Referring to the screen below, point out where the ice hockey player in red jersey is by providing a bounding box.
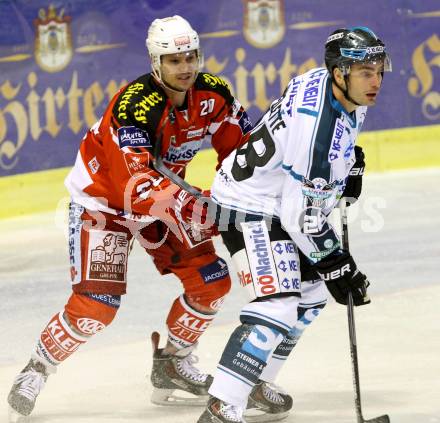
[6,15,263,421]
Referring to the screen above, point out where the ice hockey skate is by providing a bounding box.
[7,357,55,422]
[198,396,246,423]
[149,331,213,406]
[244,381,292,422]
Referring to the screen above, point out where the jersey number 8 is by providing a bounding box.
[231,124,275,182]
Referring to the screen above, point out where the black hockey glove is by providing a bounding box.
[342,145,365,205]
[314,251,370,306]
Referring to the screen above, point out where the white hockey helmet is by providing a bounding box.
[146,15,203,83]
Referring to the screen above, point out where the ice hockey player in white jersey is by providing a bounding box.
[197,26,392,423]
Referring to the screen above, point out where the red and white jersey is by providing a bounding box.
[65,73,251,220]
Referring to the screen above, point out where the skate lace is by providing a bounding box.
[176,354,208,383]
[219,401,243,422]
[262,382,286,404]
[14,369,46,401]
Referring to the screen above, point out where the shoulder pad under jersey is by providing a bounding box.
[194,73,234,105]
[112,74,167,131]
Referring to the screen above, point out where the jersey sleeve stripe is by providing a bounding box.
[281,164,303,182]
[297,108,319,117]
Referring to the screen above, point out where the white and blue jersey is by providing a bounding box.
[211,67,367,264]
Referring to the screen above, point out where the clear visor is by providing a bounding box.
[159,50,203,76]
[340,52,392,75]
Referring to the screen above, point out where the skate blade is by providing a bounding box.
[8,407,30,422]
[365,415,390,423]
[244,409,289,423]
[151,387,209,406]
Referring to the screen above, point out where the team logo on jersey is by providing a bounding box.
[34,5,73,73]
[86,231,129,283]
[118,126,151,150]
[301,177,337,208]
[243,0,285,49]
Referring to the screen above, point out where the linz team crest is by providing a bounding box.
[243,0,285,48]
[34,5,73,73]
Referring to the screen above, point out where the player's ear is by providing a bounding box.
[333,67,345,87]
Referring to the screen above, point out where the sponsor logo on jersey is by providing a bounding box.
[238,270,252,287]
[163,140,202,163]
[243,0,285,49]
[76,318,106,335]
[118,126,151,149]
[117,83,145,120]
[199,258,229,283]
[123,152,149,175]
[68,203,84,284]
[202,73,229,89]
[239,111,253,134]
[86,231,129,282]
[40,314,83,362]
[310,241,340,259]
[88,156,100,174]
[270,240,301,294]
[210,296,226,310]
[88,293,121,308]
[187,128,204,139]
[329,119,345,161]
[300,69,326,109]
[344,139,355,159]
[243,221,279,296]
[286,79,301,117]
[170,301,214,344]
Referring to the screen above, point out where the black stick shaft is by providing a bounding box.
[340,202,364,423]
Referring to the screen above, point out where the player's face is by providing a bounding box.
[160,51,199,91]
[347,62,383,106]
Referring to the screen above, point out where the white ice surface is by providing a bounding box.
[1,168,439,422]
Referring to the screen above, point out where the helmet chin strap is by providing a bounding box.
[161,80,187,93]
[335,75,361,107]
[152,69,197,94]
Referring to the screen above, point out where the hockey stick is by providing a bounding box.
[152,106,204,199]
[340,201,390,423]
